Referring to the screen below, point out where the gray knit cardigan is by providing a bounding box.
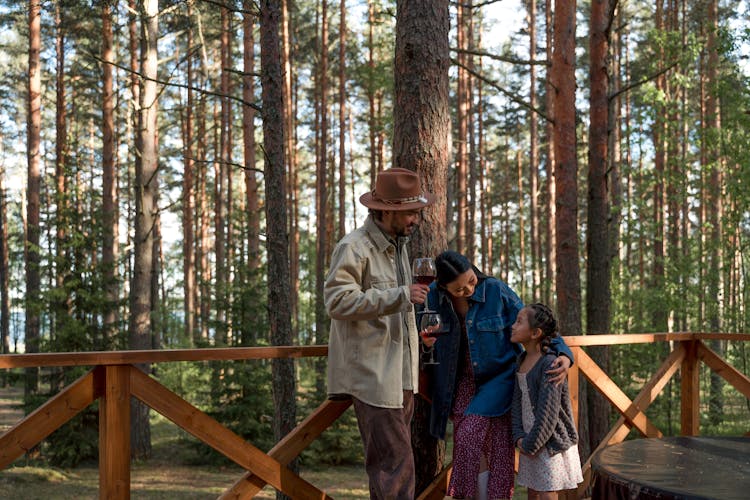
[511,352,579,456]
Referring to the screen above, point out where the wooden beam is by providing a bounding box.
[564,332,695,346]
[681,339,700,436]
[569,347,581,425]
[574,347,662,438]
[0,346,329,369]
[128,367,330,499]
[416,462,452,500]
[697,341,750,399]
[0,368,99,468]
[99,365,131,499]
[220,398,352,499]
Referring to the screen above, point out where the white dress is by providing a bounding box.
[515,372,584,492]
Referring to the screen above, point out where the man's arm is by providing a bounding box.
[324,242,412,321]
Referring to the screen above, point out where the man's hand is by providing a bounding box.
[546,355,571,386]
[409,284,429,304]
[420,333,437,347]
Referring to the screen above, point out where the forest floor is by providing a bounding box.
[0,384,370,499]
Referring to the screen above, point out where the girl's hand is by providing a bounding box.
[546,355,571,386]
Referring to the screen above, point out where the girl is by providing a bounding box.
[510,303,583,500]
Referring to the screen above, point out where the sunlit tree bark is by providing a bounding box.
[394,0,450,492]
[25,0,42,399]
[260,2,297,497]
[129,0,159,459]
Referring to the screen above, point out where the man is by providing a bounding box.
[325,167,435,499]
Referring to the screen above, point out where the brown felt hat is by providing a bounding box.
[359,168,436,211]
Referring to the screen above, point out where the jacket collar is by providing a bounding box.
[470,276,488,303]
[364,214,408,252]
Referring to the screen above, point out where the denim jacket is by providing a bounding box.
[426,276,573,439]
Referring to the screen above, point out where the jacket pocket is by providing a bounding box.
[475,316,505,334]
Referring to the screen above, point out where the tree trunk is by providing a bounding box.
[652,0,667,332]
[394,0,450,493]
[455,1,468,254]
[183,2,197,344]
[367,0,377,183]
[552,0,585,459]
[243,2,260,273]
[338,0,347,241]
[466,3,476,260]
[586,0,613,456]
[25,0,42,399]
[260,3,298,499]
[198,93,212,341]
[543,0,555,305]
[528,0,540,299]
[0,167,10,365]
[54,1,71,350]
[704,0,723,425]
[315,0,329,395]
[517,146,526,298]
[281,0,299,337]
[102,1,119,344]
[129,0,159,460]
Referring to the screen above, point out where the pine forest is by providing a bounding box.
[0,0,749,487]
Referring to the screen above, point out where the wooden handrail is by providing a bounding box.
[0,345,329,369]
[3,334,748,370]
[1,333,749,499]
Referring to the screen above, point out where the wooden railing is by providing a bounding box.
[1,333,749,499]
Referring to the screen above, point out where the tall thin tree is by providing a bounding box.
[528,0,541,298]
[129,0,159,459]
[394,0,450,492]
[102,0,119,344]
[25,0,42,399]
[183,2,197,343]
[315,0,330,393]
[260,2,297,497]
[243,1,260,272]
[338,0,347,240]
[586,0,614,456]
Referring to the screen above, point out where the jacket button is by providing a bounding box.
[473,362,478,367]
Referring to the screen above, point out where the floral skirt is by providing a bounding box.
[447,357,514,499]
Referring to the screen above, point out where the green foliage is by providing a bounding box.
[182,360,275,464]
[300,398,363,466]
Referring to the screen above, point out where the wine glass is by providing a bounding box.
[413,257,437,314]
[420,311,443,365]
[412,257,437,290]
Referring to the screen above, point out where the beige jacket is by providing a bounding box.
[325,215,419,408]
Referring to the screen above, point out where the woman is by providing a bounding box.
[423,251,572,500]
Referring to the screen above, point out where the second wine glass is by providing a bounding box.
[420,311,443,365]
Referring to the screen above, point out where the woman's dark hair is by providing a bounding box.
[435,250,487,287]
[527,302,559,352]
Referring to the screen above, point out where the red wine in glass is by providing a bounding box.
[415,274,436,286]
[420,311,443,364]
[412,257,437,288]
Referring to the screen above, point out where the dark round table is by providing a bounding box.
[591,436,750,500]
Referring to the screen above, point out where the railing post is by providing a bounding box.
[99,365,131,499]
[680,339,700,436]
[569,346,581,426]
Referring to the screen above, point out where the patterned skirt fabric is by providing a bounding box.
[447,351,515,499]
